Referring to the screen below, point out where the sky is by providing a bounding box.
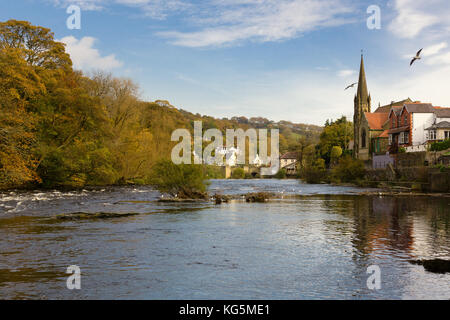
[1,0,450,125]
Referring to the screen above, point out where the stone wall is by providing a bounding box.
[394,152,427,167]
[365,166,449,192]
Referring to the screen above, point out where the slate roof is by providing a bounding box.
[403,103,435,113]
[374,98,412,113]
[434,108,450,118]
[425,121,450,130]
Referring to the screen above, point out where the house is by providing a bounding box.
[426,108,450,142]
[387,103,450,152]
[280,152,298,175]
[388,103,435,152]
[426,121,450,141]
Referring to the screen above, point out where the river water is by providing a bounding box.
[0,180,449,299]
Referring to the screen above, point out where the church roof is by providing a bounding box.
[364,112,388,130]
[356,55,369,104]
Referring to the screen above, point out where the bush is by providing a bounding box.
[274,169,287,179]
[302,166,326,184]
[150,160,208,199]
[300,158,327,184]
[231,167,245,179]
[203,165,225,179]
[332,156,366,183]
[430,139,450,152]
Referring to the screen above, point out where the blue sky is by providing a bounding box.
[2,0,450,125]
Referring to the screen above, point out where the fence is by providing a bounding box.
[372,154,394,169]
[405,145,427,153]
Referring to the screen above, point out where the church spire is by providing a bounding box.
[356,54,369,104]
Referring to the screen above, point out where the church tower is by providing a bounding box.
[353,54,371,159]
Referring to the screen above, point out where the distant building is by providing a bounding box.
[280,152,298,175]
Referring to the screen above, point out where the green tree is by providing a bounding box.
[317,116,353,164]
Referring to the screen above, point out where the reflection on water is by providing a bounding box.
[0,180,449,299]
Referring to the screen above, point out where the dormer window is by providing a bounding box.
[404,115,408,126]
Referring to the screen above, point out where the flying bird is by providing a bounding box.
[410,48,423,66]
[345,82,358,90]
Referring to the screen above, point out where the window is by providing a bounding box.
[361,129,366,148]
[389,134,392,145]
[399,132,404,144]
[404,115,408,126]
[445,131,450,140]
[405,132,409,144]
[429,130,437,140]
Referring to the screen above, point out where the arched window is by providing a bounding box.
[361,129,367,148]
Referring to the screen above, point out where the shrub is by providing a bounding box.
[301,158,327,184]
[203,165,225,179]
[274,169,287,179]
[150,160,208,199]
[303,167,326,184]
[332,156,366,183]
[231,167,245,179]
[430,139,450,152]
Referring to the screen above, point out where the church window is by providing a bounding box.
[361,129,366,148]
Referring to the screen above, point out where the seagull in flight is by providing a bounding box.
[344,82,358,90]
[410,48,423,66]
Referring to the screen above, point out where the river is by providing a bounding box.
[0,179,449,299]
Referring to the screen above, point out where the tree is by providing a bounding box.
[317,116,353,164]
[330,146,343,166]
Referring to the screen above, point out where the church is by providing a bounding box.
[352,55,412,160]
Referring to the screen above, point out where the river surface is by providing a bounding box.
[0,179,449,300]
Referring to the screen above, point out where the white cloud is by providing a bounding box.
[60,36,123,71]
[158,0,355,47]
[115,0,191,19]
[427,52,450,66]
[422,42,448,57]
[337,69,356,78]
[50,0,105,10]
[388,0,450,39]
[51,0,190,17]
